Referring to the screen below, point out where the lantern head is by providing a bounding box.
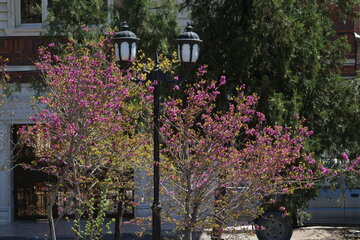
[113,22,139,61]
[176,23,202,64]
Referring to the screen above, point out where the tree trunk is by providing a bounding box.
[184,226,192,240]
[73,184,81,240]
[69,137,80,240]
[47,194,57,240]
[211,185,226,240]
[184,172,192,240]
[114,199,124,240]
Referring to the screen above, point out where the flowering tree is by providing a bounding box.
[159,67,325,240]
[20,38,152,240]
[327,153,360,189]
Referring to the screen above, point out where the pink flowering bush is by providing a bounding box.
[331,153,360,189]
[159,67,327,239]
[19,39,152,239]
[341,153,360,172]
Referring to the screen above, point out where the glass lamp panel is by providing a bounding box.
[114,43,120,60]
[120,42,130,61]
[191,44,199,63]
[130,42,137,60]
[181,44,191,62]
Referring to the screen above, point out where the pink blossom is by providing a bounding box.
[321,168,330,175]
[341,153,349,162]
[282,212,289,217]
[308,159,316,164]
[148,86,155,92]
[197,65,207,76]
[81,25,89,32]
[220,75,226,85]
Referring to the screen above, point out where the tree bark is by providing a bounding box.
[184,172,192,240]
[114,199,124,240]
[211,185,226,240]
[47,194,57,240]
[73,183,81,240]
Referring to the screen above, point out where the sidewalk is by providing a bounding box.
[0,220,258,240]
[291,226,360,240]
[0,220,167,239]
[3,220,359,240]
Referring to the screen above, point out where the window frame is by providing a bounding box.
[16,0,114,27]
[5,0,114,36]
[15,0,49,28]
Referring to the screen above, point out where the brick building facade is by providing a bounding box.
[334,18,360,78]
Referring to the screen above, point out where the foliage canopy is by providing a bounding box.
[46,0,178,56]
[184,0,360,159]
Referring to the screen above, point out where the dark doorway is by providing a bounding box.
[12,124,49,220]
[12,124,134,220]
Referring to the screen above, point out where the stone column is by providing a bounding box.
[0,124,12,224]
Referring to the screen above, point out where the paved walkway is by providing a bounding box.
[0,220,214,239]
[291,226,360,240]
[0,220,256,240]
[1,220,360,239]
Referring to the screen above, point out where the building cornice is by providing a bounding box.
[2,28,45,36]
[5,65,37,72]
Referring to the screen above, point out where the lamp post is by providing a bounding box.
[113,22,202,240]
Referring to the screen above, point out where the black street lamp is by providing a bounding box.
[113,22,202,240]
[113,22,139,61]
[176,24,202,64]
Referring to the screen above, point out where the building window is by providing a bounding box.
[16,0,113,27]
[15,0,49,27]
[20,0,42,24]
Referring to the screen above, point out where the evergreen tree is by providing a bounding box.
[184,0,360,159]
[46,0,178,56]
[113,0,178,56]
[46,0,109,41]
